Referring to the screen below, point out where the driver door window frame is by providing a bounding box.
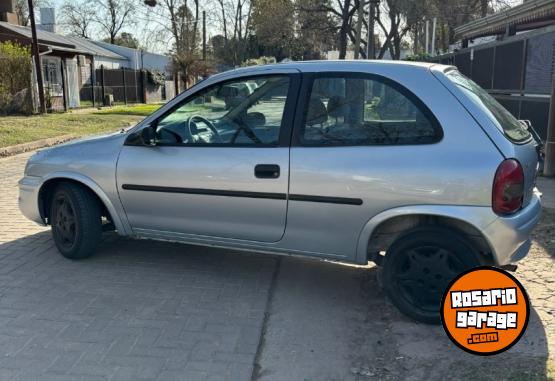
[144,72,302,148]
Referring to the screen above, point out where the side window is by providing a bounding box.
[301,76,441,145]
[156,76,290,146]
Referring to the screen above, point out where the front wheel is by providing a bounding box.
[50,182,102,259]
[381,227,482,324]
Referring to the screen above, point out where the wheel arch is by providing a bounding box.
[356,205,498,266]
[37,172,129,235]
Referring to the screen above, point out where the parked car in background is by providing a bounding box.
[19,61,542,323]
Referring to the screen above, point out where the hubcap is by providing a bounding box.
[394,246,466,312]
[54,195,76,249]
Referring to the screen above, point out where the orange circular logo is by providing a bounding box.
[441,266,529,355]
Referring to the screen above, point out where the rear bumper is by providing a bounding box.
[483,189,542,266]
[18,176,45,226]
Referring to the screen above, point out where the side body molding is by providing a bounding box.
[355,205,499,264]
[40,171,132,236]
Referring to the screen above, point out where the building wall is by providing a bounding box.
[93,57,127,70]
[91,41,172,76]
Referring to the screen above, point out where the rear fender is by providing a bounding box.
[355,205,499,264]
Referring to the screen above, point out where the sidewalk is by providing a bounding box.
[537,176,555,209]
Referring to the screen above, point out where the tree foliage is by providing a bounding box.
[0,42,33,114]
[103,32,140,48]
[94,0,136,45]
[251,0,295,59]
[60,0,96,38]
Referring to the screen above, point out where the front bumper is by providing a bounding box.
[18,176,45,226]
[483,189,542,266]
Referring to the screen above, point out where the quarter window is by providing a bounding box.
[155,76,290,146]
[301,76,441,146]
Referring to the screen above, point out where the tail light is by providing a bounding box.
[492,159,524,215]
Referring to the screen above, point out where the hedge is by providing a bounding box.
[0,41,34,115]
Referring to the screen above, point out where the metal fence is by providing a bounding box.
[429,25,555,141]
[80,66,146,107]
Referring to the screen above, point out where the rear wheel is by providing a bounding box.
[382,227,482,324]
[50,182,102,259]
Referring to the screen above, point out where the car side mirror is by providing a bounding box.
[124,124,157,146]
[141,126,157,146]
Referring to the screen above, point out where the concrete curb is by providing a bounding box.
[0,135,76,158]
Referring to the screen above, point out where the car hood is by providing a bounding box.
[54,130,127,150]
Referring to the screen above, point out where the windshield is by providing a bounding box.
[446,70,531,143]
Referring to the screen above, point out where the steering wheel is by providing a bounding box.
[187,115,223,143]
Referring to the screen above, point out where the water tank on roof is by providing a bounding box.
[38,7,57,33]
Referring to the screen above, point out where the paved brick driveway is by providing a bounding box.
[0,151,553,381]
[0,152,275,380]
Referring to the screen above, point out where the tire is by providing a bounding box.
[50,182,102,259]
[381,227,482,324]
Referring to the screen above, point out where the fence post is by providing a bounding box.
[122,67,127,105]
[140,69,146,104]
[90,60,96,108]
[544,72,555,177]
[100,64,106,106]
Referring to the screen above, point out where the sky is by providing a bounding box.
[43,0,223,54]
[43,0,524,55]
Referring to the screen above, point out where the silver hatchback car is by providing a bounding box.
[19,61,542,323]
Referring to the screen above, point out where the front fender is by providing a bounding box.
[39,171,132,236]
[355,205,499,264]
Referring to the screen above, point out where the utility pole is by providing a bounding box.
[28,0,46,113]
[367,0,375,59]
[202,10,206,62]
[544,72,555,176]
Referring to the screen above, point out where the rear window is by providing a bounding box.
[446,70,531,143]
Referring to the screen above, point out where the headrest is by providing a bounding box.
[327,96,348,119]
[306,98,327,126]
[245,112,266,127]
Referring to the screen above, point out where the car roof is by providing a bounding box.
[210,60,453,82]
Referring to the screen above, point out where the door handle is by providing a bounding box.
[255,164,280,179]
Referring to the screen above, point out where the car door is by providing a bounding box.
[116,72,300,242]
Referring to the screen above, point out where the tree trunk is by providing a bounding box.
[414,25,418,54]
[233,0,241,40]
[338,0,352,59]
[354,0,363,59]
[480,0,488,17]
[393,35,401,59]
[238,0,243,40]
[441,21,448,52]
[220,1,227,41]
